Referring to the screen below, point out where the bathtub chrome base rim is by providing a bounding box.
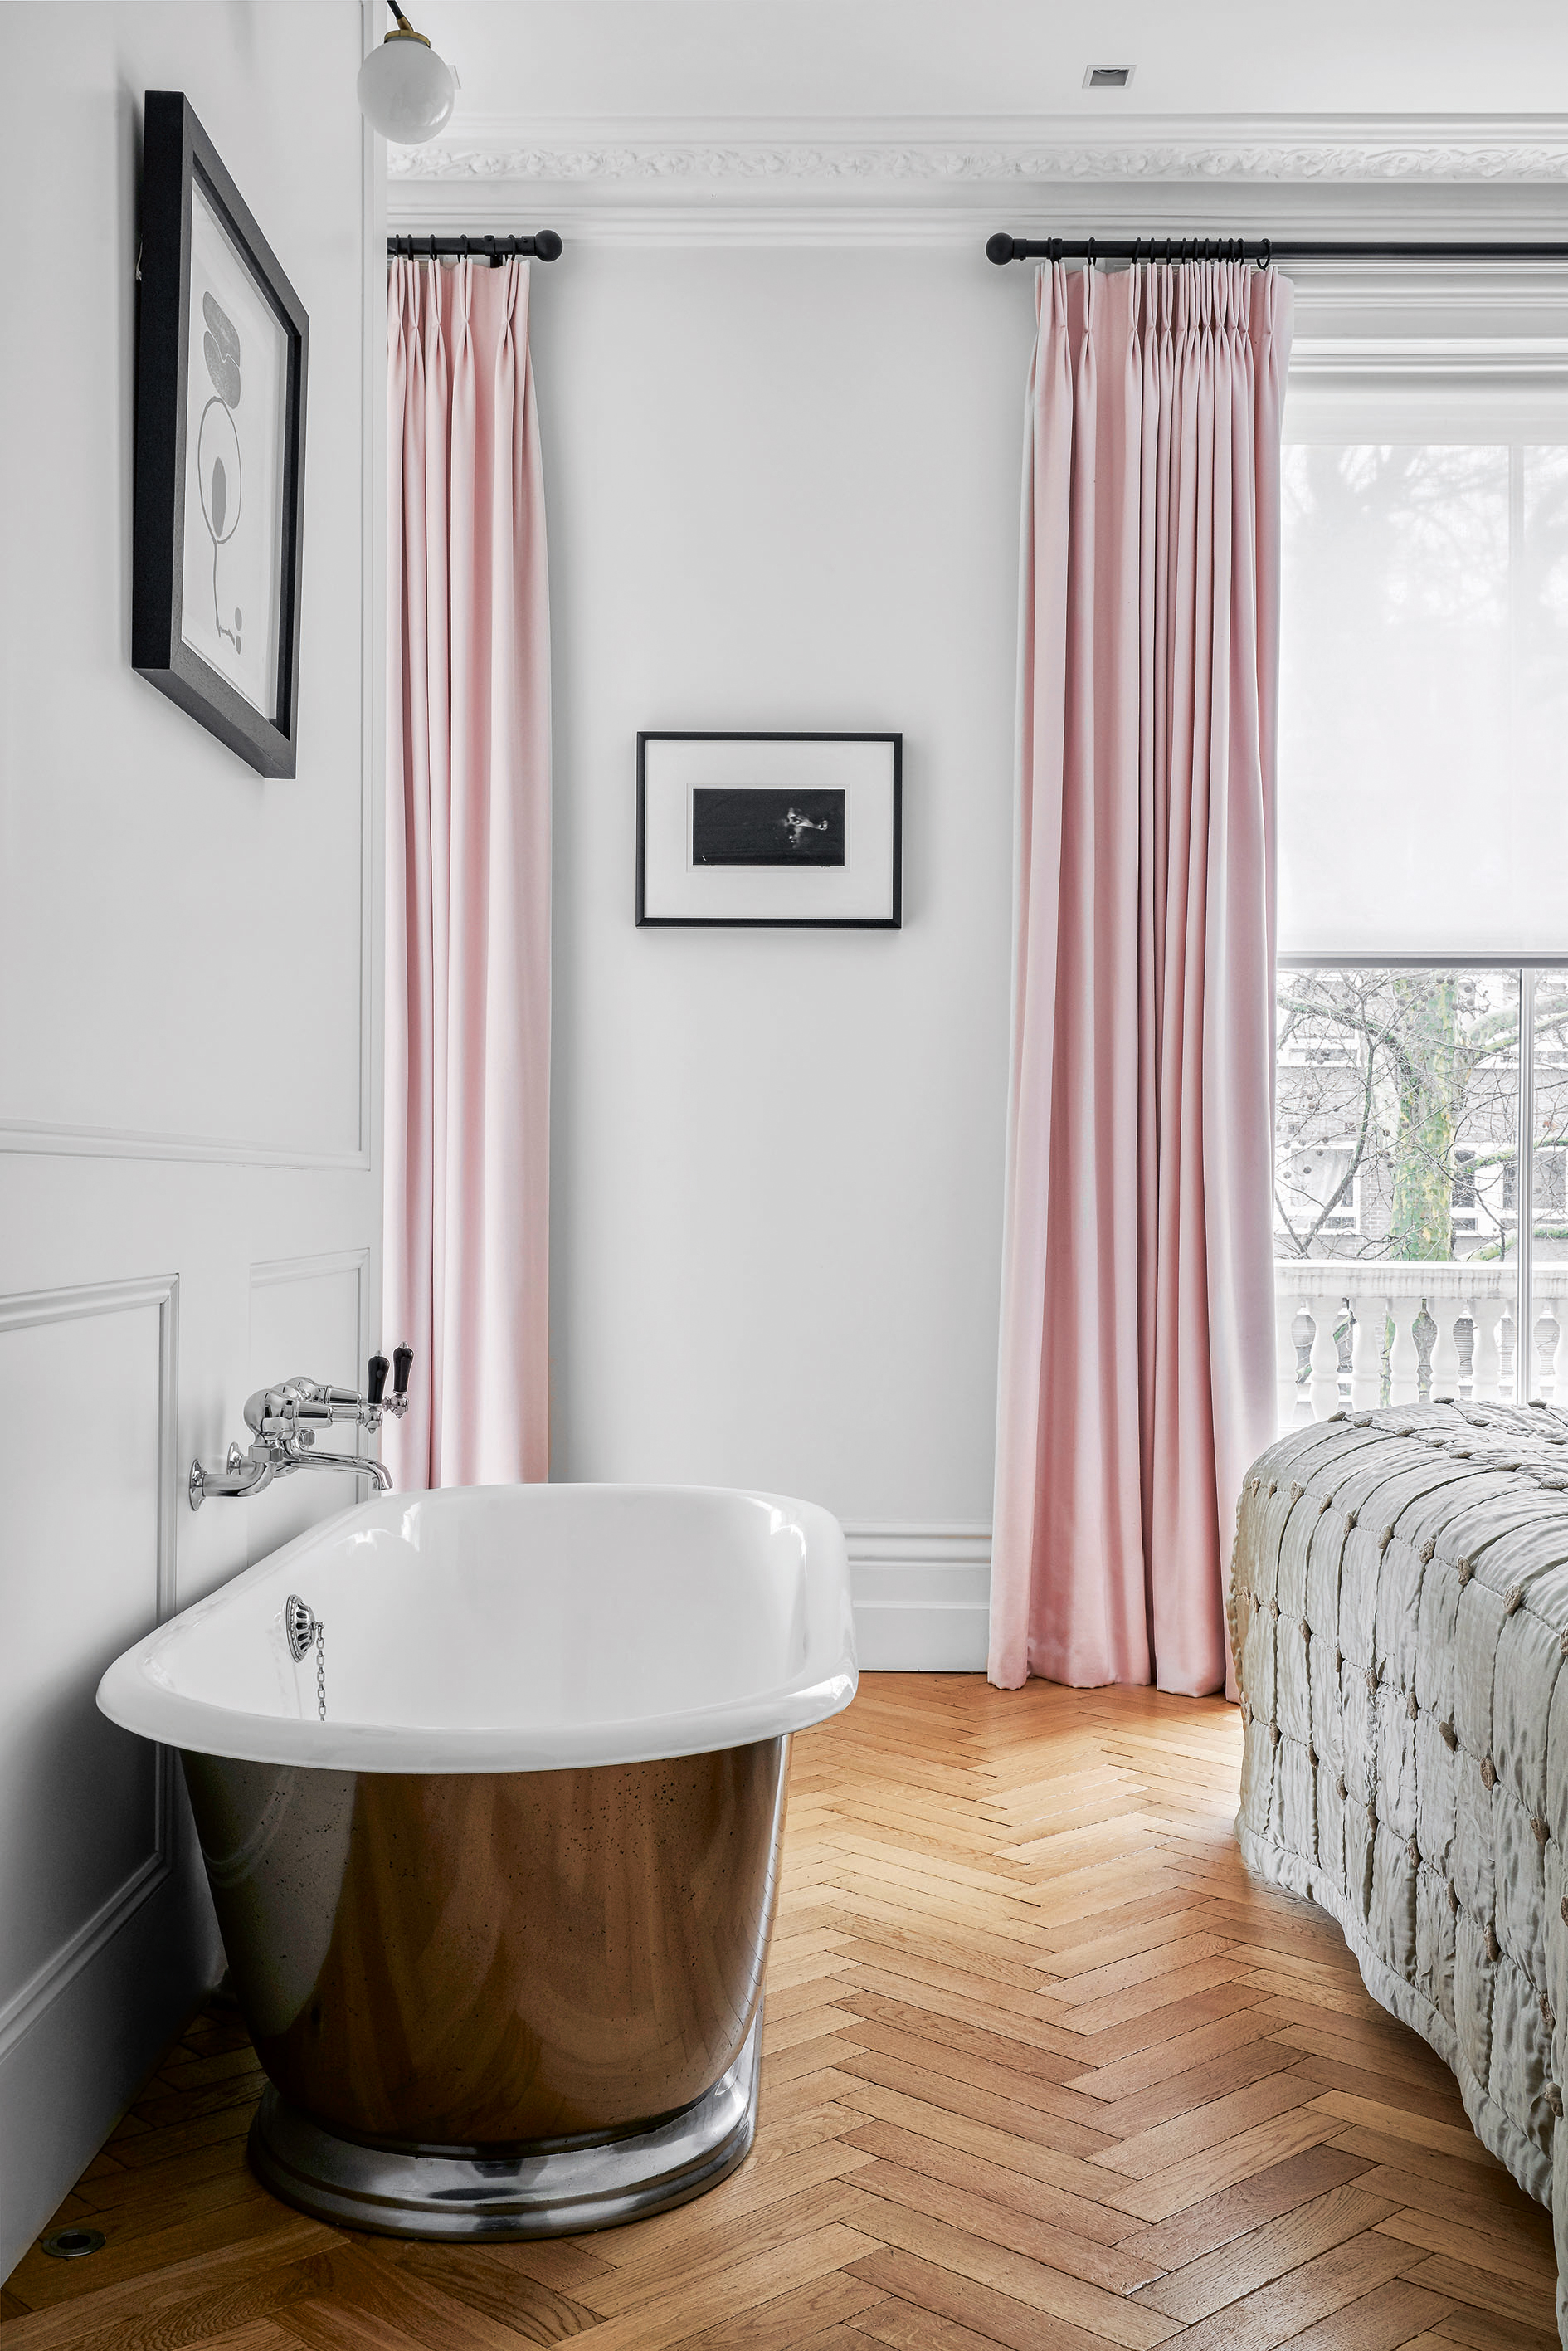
[247,2008,763,2241]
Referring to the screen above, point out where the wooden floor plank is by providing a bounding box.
[1132,2184,1401,2323]
[1264,2278,1455,2349]
[1395,2250,1559,2333]
[849,2158,1165,2295]
[4,1678,1553,2351]
[1110,2147,1379,2275]
[838,2119,1139,2248]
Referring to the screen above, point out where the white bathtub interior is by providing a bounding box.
[98,1483,857,1773]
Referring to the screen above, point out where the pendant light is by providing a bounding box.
[358,2,458,144]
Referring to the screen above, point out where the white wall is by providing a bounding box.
[534,246,1033,1661]
[0,2,379,2274]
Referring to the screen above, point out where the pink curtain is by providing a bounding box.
[384,257,551,1490]
[990,259,1293,1698]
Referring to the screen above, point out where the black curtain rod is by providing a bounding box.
[388,232,563,265]
[987,233,1568,266]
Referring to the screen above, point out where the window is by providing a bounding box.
[1273,426,1567,1413]
[1272,966,1550,1267]
[1273,963,1568,1419]
[1278,442,1567,958]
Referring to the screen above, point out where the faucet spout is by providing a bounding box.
[290,1445,393,1494]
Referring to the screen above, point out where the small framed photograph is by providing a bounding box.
[637,734,903,928]
[132,92,309,778]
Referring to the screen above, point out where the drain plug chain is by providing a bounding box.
[285,1594,328,1721]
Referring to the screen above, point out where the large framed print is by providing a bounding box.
[637,734,903,928]
[132,92,309,778]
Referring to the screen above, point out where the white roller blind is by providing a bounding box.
[1277,433,1568,955]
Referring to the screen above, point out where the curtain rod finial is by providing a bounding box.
[534,230,563,262]
[986,232,1017,266]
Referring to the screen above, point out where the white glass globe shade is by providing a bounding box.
[357,34,457,144]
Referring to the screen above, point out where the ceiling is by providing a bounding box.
[415,0,1568,126]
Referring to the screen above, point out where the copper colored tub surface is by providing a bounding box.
[181,1738,787,2232]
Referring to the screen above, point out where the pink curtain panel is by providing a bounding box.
[384,256,551,1490]
[990,259,1293,1697]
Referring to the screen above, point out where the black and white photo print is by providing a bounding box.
[637,734,902,926]
[133,92,309,778]
[691,788,848,867]
[179,183,290,720]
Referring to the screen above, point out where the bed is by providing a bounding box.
[1230,1398,1568,2338]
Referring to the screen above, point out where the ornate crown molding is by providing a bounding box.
[388,115,1568,188]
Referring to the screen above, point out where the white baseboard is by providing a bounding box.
[843,1523,991,1672]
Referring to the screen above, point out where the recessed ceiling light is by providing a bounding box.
[1083,65,1135,90]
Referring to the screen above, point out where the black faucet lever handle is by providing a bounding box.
[367,1353,389,1406]
[392,1344,414,1399]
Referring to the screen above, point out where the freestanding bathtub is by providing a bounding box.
[97,1483,856,2239]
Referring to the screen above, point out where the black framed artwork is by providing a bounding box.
[132,91,309,778]
[636,734,903,927]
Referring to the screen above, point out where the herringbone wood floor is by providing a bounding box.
[2,1677,1556,2350]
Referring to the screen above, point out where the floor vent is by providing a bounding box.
[1083,64,1135,89]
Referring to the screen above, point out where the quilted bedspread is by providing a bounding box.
[1229,1398,1568,2339]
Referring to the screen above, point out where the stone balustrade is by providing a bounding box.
[1274,1259,1568,1430]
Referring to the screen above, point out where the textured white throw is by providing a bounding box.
[1230,1400,1568,2344]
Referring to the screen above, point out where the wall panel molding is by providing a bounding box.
[251,1246,372,1364]
[845,1521,991,1672]
[0,1119,369,1171]
[0,1275,179,2063]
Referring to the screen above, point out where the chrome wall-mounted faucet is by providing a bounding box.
[189,1346,413,1510]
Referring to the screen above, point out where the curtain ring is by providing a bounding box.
[1258,236,1272,271]
[1086,236,1097,271]
[426,234,437,262]
[1048,235,1062,265]
[458,233,470,261]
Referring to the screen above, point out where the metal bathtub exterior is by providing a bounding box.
[180,1736,789,2237]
